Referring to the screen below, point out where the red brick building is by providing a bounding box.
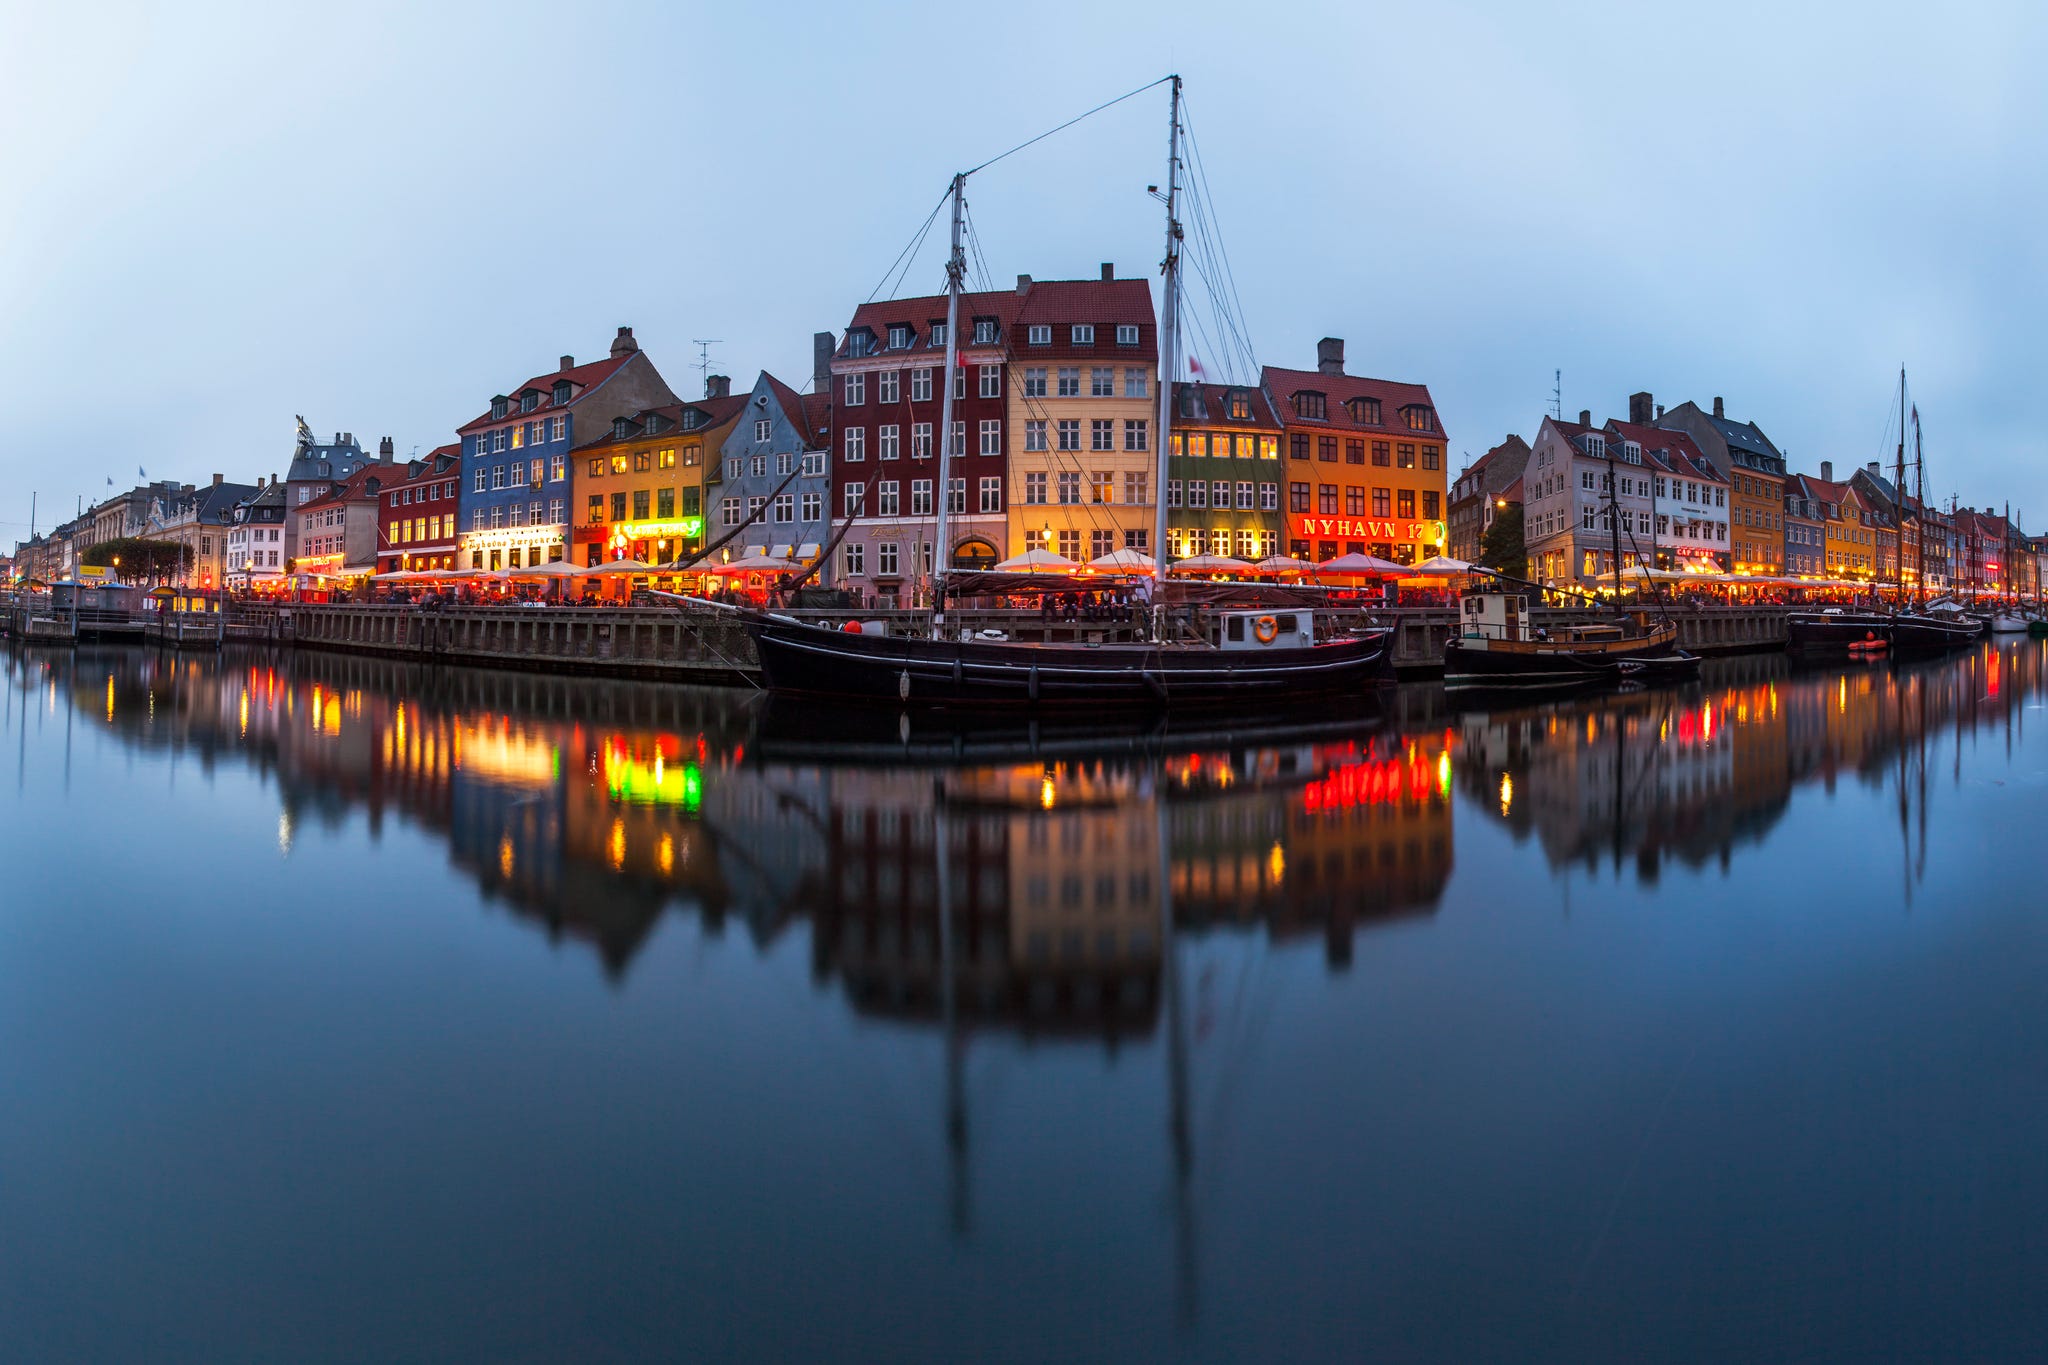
[377,444,461,575]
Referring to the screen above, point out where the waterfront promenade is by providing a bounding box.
[4,593,1794,679]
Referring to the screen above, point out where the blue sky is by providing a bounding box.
[4,0,2044,542]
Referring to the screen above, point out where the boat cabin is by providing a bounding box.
[1458,592,1533,643]
[1214,608,1313,651]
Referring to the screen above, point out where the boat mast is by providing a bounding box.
[1913,406,1926,607]
[932,172,966,629]
[1893,365,1906,605]
[1151,75,1182,588]
[1606,444,1621,604]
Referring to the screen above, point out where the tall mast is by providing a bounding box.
[1151,75,1182,585]
[932,173,966,628]
[1607,444,1621,602]
[1913,406,1926,607]
[1892,365,1906,602]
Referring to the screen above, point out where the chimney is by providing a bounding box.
[1867,461,1880,477]
[1628,391,1653,424]
[379,436,394,461]
[610,326,639,357]
[813,331,835,395]
[706,374,731,400]
[1578,409,1592,427]
[1016,273,1032,294]
[1100,262,1114,282]
[1712,396,1725,418]
[212,473,223,487]
[1316,337,1345,376]
[1655,404,1665,419]
[1820,461,1833,482]
[560,354,575,372]
[256,477,264,489]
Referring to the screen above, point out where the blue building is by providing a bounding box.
[712,350,834,580]
[456,327,675,571]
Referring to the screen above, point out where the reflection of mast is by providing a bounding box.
[935,783,969,1240]
[1159,790,1198,1328]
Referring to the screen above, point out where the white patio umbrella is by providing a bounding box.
[1252,554,1317,575]
[1168,554,1256,575]
[991,548,1080,573]
[504,561,587,578]
[1086,547,1157,573]
[710,553,802,575]
[592,558,658,575]
[1411,554,1474,575]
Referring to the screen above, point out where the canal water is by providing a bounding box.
[3,641,2045,1362]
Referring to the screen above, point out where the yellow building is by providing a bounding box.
[1004,270,1160,563]
[572,384,747,575]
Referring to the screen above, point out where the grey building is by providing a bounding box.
[1447,433,1530,564]
[710,337,834,580]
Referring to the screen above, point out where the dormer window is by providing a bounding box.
[553,381,572,405]
[1029,325,1051,345]
[1292,391,1327,420]
[491,397,509,419]
[682,409,702,430]
[1346,397,1381,425]
[1071,324,1094,345]
[644,415,660,436]
[521,391,539,413]
[612,417,631,440]
[929,323,948,347]
[1402,404,1436,432]
[1583,434,1606,456]
[888,324,911,350]
[1227,389,1251,420]
[1622,441,1642,464]
[1117,324,1139,346]
[972,318,997,345]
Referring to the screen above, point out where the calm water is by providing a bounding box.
[3,640,2046,1362]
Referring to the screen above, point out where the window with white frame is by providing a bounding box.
[1058,471,1081,504]
[755,418,772,442]
[777,451,794,476]
[1024,367,1046,397]
[877,480,900,516]
[474,469,487,492]
[949,421,965,457]
[845,542,864,576]
[979,419,1001,456]
[973,318,996,344]
[911,423,932,459]
[1057,367,1080,397]
[801,451,825,476]
[1025,472,1047,504]
[1091,419,1113,451]
[879,370,899,404]
[1188,480,1208,509]
[947,478,965,513]
[722,498,743,527]
[1123,471,1149,505]
[1029,324,1051,345]
[888,325,910,350]
[911,368,932,402]
[751,453,768,478]
[1124,419,1148,451]
[1116,324,1139,346]
[801,491,822,520]
[911,479,933,515]
[978,365,999,398]
[879,424,900,460]
[844,372,865,405]
[1166,479,1182,508]
[1089,367,1113,397]
[929,324,947,347]
[1124,368,1147,398]
[877,541,898,575]
[1057,419,1080,451]
[1025,419,1047,452]
[773,494,794,523]
[1071,324,1094,345]
[844,428,865,461]
[979,476,1001,513]
[844,483,865,516]
[1259,482,1278,511]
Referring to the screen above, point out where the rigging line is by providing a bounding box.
[1179,101,1259,373]
[867,189,951,304]
[962,75,1174,177]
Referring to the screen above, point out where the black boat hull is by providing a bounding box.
[742,615,1394,708]
[1442,635,1674,691]
[1789,612,1980,653]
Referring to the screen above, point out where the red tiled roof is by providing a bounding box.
[1009,277,1156,361]
[1500,476,1525,502]
[297,462,393,514]
[1607,419,1723,483]
[837,288,1026,362]
[1264,365,1441,436]
[458,355,631,434]
[762,372,832,447]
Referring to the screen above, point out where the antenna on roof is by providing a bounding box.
[1551,369,1563,422]
[692,339,723,394]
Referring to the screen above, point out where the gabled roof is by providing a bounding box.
[297,463,392,515]
[1793,473,1850,508]
[1500,476,1525,503]
[1606,419,1723,483]
[1263,366,1439,435]
[459,355,631,434]
[1708,415,1781,462]
[1009,277,1156,361]
[192,481,260,523]
[577,396,751,453]
[759,372,832,449]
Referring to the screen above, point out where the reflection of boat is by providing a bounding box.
[1444,591,1676,691]
[1619,650,1704,684]
[1990,612,2030,633]
[742,607,1393,709]
[1788,609,1892,652]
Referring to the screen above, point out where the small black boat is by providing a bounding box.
[1618,650,1704,684]
[739,606,1394,709]
[1787,609,1893,652]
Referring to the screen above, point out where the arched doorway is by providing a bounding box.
[951,537,999,571]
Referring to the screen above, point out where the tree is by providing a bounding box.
[1477,504,1526,581]
[81,537,192,584]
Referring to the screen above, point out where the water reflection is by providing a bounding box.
[7,639,2048,1359]
[8,641,2045,988]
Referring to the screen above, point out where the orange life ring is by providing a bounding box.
[1253,614,1280,643]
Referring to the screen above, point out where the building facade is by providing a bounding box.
[1605,419,1727,572]
[830,289,1014,603]
[1266,340,1448,565]
[1166,382,1283,563]
[226,479,290,590]
[294,461,395,582]
[1783,476,1826,578]
[711,364,834,578]
[377,445,462,575]
[571,382,744,570]
[1005,269,1159,566]
[149,475,258,589]
[1447,434,1531,564]
[457,328,676,572]
[1522,414,1655,588]
[1656,396,1786,576]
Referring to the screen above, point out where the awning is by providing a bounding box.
[771,544,795,560]
[796,542,822,560]
[744,544,767,559]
